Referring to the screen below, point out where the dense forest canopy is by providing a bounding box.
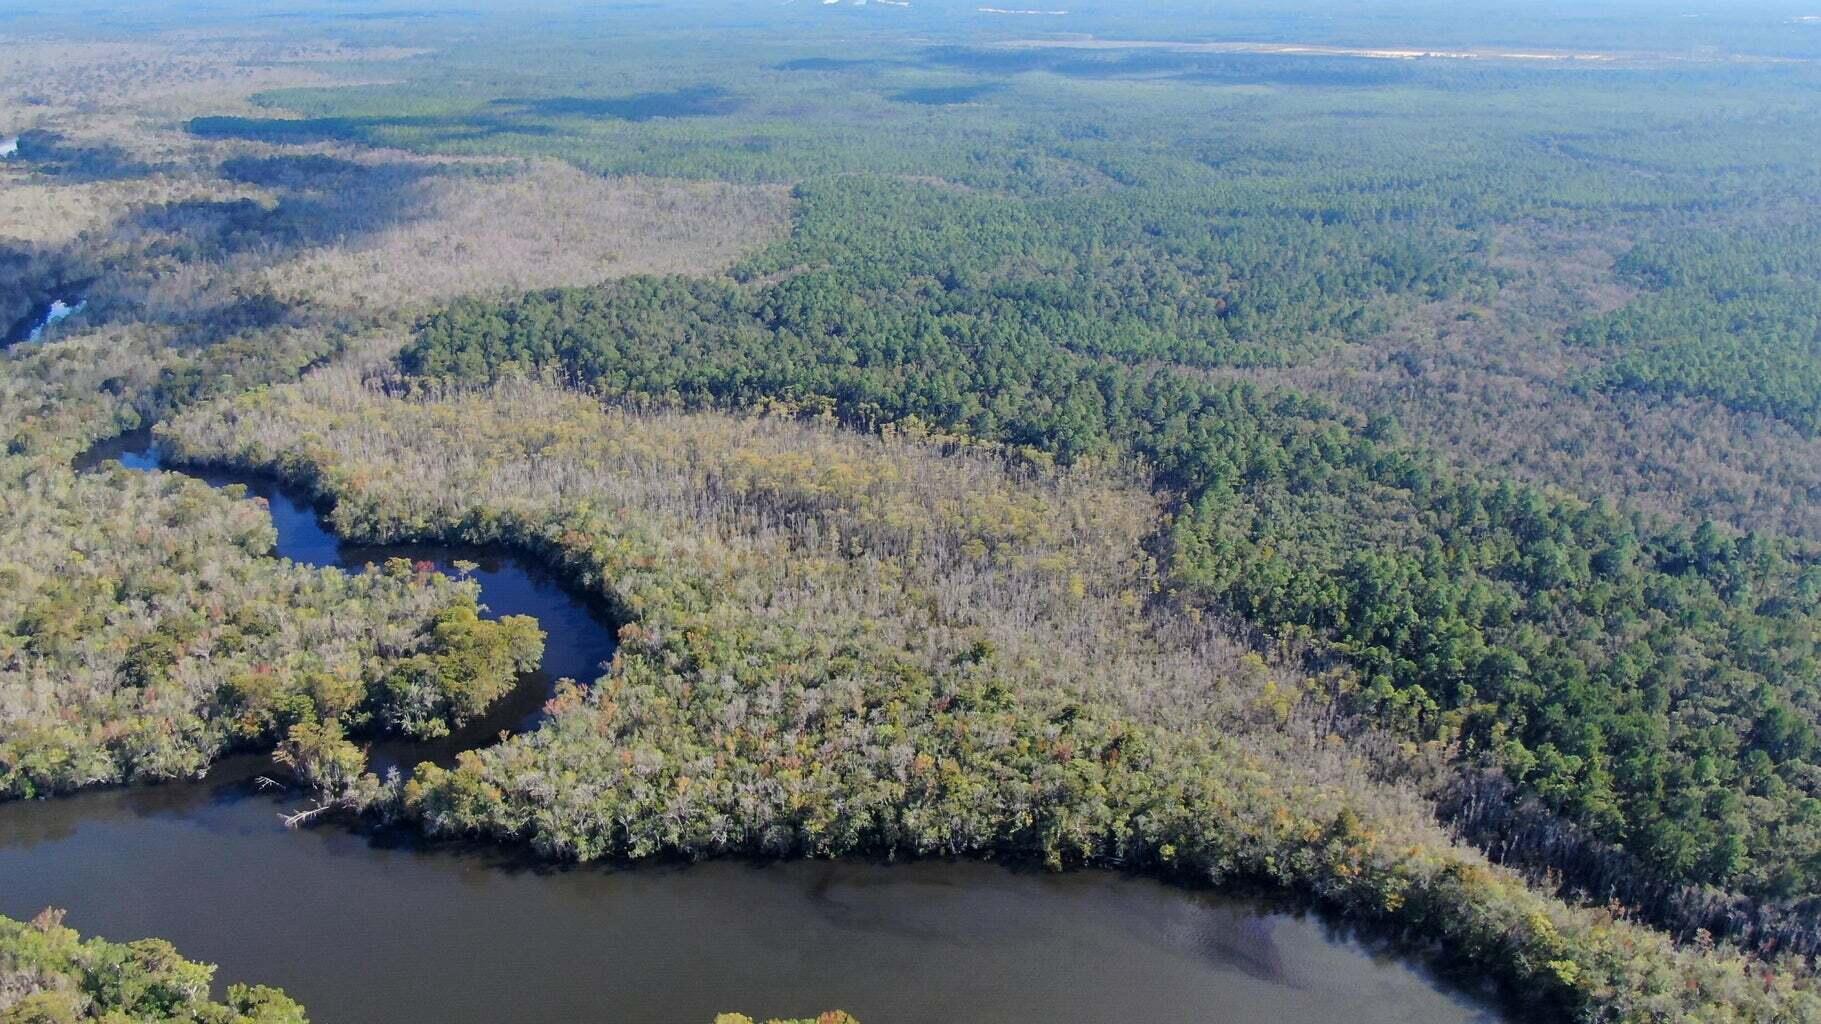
[397,64,1821,904]
[156,372,1820,1022]
[5,1,1821,1021]
[405,203,1821,901]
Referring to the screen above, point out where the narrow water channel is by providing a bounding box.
[72,428,618,771]
[0,433,1506,1024]
[4,297,85,347]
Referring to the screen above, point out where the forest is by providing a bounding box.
[145,367,1819,1021]
[404,176,1821,911]
[0,461,543,800]
[4,1,1821,1022]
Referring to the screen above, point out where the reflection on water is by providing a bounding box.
[4,296,84,346]
[0,770,1501,1024]
[0,431,1510,1024]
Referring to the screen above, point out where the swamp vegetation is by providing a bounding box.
[3,1,1821,1020]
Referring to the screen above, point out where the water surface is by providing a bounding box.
[0,434,1507,1024]
[74,429,619,770]
[4,296,84,346]
[0,777,1500,1024]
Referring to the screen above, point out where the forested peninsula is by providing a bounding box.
[4,2,1821,1022]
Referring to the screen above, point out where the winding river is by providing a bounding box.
[0,433,1506,1024]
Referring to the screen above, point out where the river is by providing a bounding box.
[0,432,1505,1024]
[4,297,85,347]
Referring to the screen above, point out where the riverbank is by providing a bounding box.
[0,425,1502,1024]
[0,772,1492,1024]
[148,373,1821,1022]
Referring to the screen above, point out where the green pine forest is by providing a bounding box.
[4,1,1821,1021]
